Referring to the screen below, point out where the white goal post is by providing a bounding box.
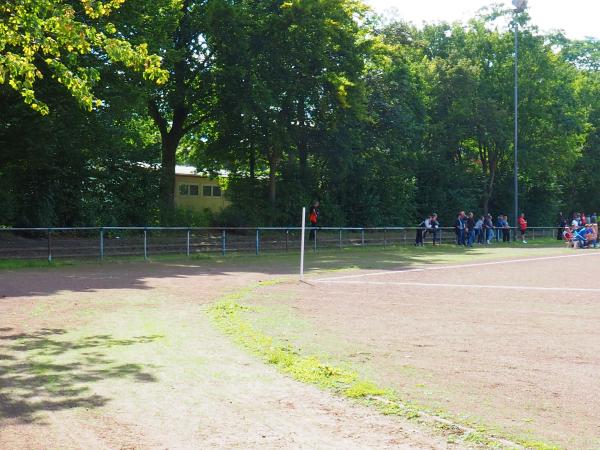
[300,207,306,280]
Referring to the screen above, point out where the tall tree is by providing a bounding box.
[0,0,167,114]
[109,0,215,221]
[205,0,370,205]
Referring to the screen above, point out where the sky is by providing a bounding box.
[365,0,599,40]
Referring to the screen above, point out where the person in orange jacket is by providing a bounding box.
[518,212,528,244]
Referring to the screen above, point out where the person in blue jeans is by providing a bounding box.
[495,215,504,241]
[430,213,440,245]
[483,214,494,244]
[474,216,484,244]
[454,211,466,245]
[466,212,476,247]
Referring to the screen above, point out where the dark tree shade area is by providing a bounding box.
[1,1,599,227]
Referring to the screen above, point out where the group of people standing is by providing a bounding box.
[416,211,529,246]
[453,211,527,246]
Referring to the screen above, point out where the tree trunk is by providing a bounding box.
[160,134,179,219]
[482,193,490,216]
[482,156,497,216]
[268,150,279,204]
[297,100,308,183]
[249,148,256,181]
[149,100,187,224]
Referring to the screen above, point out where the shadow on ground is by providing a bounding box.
[0,241,564,299]
[0,327,161,424]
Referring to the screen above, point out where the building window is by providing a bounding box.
[212,186,222,197]
[179,184,189,195]
[189,184,199,196]
[203,185,212,197]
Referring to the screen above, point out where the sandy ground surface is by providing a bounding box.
[240,250,600,449]
[0,260,459,450]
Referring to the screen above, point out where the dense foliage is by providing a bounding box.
[1,1,599,227]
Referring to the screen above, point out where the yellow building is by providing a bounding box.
[175,166,230,213]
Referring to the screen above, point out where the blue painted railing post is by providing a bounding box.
[47,228,52,263]
[255,229,260,255]
[100,228,104,260]
[285,229,289,252]
[186,229,191,257]
[143,228,148,260]
[222,229,227,255]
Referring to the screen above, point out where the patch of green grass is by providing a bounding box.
[0,259,76,270]
[208,281,563,449]
[519,441,561,450]
[344,380,387,398]
[0,236,570,273]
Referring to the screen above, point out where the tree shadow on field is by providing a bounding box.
[0,238,564,299]
[0,327,162,424]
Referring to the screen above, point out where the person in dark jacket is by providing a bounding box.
[502,215,511,242]
[430,213,440,245]
[415,216,428,246]
[454,211,465,245]
[466,212,475,247]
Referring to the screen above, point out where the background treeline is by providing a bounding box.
[1,0,599,227]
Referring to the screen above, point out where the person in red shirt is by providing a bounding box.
[308,201,320,241]
[563,226,573,248]
[518,212,528,244]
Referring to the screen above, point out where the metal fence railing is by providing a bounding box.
[0,226,562,262]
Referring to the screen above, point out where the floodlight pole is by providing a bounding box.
[513,17,519,237]
[513,1,524,239]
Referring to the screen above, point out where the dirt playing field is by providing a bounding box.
[0,255,465,450]
[1,246,598,449]
[240,249,600,449]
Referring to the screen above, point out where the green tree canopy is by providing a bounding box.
[0,0,167,114]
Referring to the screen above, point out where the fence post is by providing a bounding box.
[285,229,289,252]
[532,228,536,240]
[439,228,443,245]
[361,228,365,246]
[255,229,260,255]
[222,229,227,256]
[186,229,191,257]
[143,228,148,260]
[47,228,52,263]
[339,228,343,249]
[383,228,387,249]
[100,228,104,260]
[313,228,317,252]
[403,229,407,245]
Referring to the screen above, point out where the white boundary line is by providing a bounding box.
[314,251,600,283]
[317,280,600,293]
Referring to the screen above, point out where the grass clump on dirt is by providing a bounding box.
[0,259,76,270]
[208,281,563,449]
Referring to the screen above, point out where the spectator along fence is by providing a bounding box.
[0,226,560,262]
